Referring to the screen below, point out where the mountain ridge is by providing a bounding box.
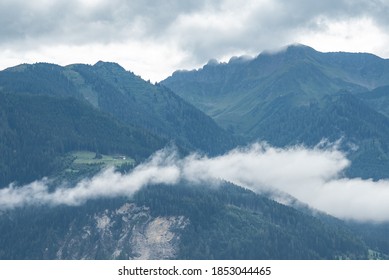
[0,61,237,156]
[162,44,389,179]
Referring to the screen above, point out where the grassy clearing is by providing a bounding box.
[71,151,135,166]
[61,151,136,181]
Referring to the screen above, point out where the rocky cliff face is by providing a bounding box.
[56,203,189,259]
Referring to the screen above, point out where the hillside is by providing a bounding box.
[0,62,237,155]
[356,85,389,117]
[0,183,369,260]
[0,91,165,187]
[162,45,389,179]
[163,45,389,134]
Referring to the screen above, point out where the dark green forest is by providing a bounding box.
[0,183,370,259]
[0,91,164,187]
[134,183,368,259]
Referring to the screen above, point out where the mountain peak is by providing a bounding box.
[228,55,254,64]
[93,61,126,72]
[260,43,317,57]
[206,58,219,66]
[286,43,314,50]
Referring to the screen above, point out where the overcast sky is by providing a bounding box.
[1,0,389,81]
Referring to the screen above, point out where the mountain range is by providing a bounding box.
[1,44,389,259]
[162,44,389,179]
[0,62,236,187]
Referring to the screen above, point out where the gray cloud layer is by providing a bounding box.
[2,143,389,222]
[2,0,389,69]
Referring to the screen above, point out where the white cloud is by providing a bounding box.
[3,143,389,222]
[297,17,389,57]
[0,152,180,208]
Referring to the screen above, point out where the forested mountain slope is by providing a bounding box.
[0,183,370,260]
[163,45,389,179]
[0,62,236,155]
[0,91,165,187]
